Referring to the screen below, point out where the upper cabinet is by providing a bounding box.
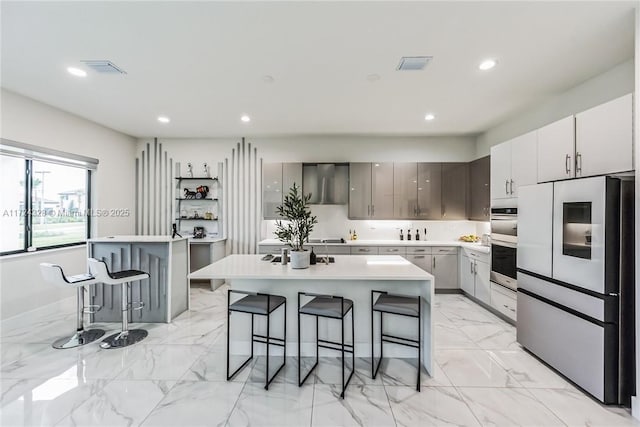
[491,130,537,201]
[537,94,634,183]
[469,156,490,221]
[393,163,418,218]
[575,94,633,178]
[349,162,393,219]
[537,116,575,182]
[417,163,442,220]
[262,162,302,219]
[441,163,468,219]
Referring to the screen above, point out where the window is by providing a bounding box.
[0,139,97,255]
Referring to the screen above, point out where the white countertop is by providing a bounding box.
[188,237,227,244]
[190,254,434,281]
[258,238,490,253]
[89,235,188,243]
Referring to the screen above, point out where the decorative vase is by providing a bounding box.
[290,250,310,269]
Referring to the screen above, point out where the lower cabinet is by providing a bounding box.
[490,282,517,321]
[406,254,432,274]
[432,253,458,289]
[458,249,490,304]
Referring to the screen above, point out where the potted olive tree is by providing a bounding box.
[275,183,318,269]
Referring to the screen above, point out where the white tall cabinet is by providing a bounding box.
[490,130,537,203]
[537,94,634,183]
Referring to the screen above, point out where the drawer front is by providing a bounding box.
[378,246,407,255]
[463,248,490,264]
[350,246,379,255]
[258,245,284,254]
[406,246,432,255]
[432,246,457,255]
[405,254,432,273]
[491,283,517,321]
[315,245,351,255]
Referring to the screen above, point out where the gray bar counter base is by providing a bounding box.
[88,237,189,323]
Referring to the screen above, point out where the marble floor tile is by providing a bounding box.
[386,386,480,427]
[436,349,521,388]
[311,384,395,427]
[226,381,314,427]
[55,380,174,426]
[459,323,521,350]
[457,386,565,426]
[181,350,254,382]
[378,358,452,388]
[141,380,244,427]
[248,356,318,385]
[529,388,640,427]
[116,344,207,381]
[1,378,106,427]
[435,323,480,349]
[313,357,384,386]
[437,306,499,328]
[487,349,573,389]
[1,345,102,380]
[1,343,52,368]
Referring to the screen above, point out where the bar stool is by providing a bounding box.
[39,263,105,349]
[87,258,150,349]
[371,290,422,391]
[298,292,354,398]
[227,290,286,390]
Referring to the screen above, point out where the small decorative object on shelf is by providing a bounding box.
[171,223,182,238]
[195,185,209,199]
[203,163,210,178]
[204,210,213,220]
[186,163,194,178]
[184,188,197,199]
[193,226,206,239]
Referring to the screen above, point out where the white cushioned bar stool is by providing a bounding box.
[88,258,150,349]
[227,290,287,390]
[39,263,105,349]
[371,290,422,391]
[298,292,354,398]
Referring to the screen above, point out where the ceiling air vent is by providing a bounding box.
[81,60,127,74]
[397,56,432,71]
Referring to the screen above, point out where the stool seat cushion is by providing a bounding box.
[108,270,150,281]
[66,273,98,284]
[229,294,285,315]
[373,294,420,317]
[300,297,353,318]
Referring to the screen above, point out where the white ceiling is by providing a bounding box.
[1,1,636,138]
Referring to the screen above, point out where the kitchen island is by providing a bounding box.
[87,235,189,323]
[190,254,434,374]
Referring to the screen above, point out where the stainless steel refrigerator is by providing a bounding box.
[517,176,634,405]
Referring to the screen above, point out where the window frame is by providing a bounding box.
[0,143,98,257]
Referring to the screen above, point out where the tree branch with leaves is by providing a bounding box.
[274,183,318,251]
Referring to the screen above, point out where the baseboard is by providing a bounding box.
[435,289,464,294]
[463,291,516,326]
[0,294,76,332]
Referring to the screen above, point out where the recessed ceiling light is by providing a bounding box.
[67,67,87,77]
[424,113,435,121]
[241,115,251,123]
[157,116,170,123]
[478,59,497,71]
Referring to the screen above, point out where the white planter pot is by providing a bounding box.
[290,250,310,269]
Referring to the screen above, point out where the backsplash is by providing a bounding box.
[262,204,490,242]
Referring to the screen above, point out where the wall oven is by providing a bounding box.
[490,207,517,290]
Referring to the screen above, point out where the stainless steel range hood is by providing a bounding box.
[302,163,348,205]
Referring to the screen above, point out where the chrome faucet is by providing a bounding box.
[320,239,330,265]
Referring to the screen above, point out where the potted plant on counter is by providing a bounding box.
[275,183,318,269]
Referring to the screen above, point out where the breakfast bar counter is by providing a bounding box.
[190,254,434,374]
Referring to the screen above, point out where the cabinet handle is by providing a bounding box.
[414,255,425,259]
[433,257,436,269]
[505,180,509,195]
[470,261,474,273]
[368,205,370,216]
[510,179,514,195]
[372,205,375,216]
[388,249,399,252]
[415,249,425,252]
[565,154,571,174]
[358,248,370,252]
[576,152,582,175]
[474,261,478,274]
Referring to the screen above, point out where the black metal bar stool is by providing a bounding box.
[298,292,354,398]
[226,289,286,390]
[88,258,150,349]
[371,290,422,391]
[39,263,105,349]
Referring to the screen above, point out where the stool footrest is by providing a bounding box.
[129,301,145,311]
[381,333,420,348]
[83,304,102,314]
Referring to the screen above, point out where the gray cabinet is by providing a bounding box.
[468,156,490,221]
[433,252,458,289]
[417,163,442,220]
[348,162,394,219]
[441,163,468,219]
[393,163,418,218]
[458,248,490,304]
[263,162,302,219]
[406,254,432,273]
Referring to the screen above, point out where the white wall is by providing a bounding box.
[476,58,635,157]
[0,89,137,320]
[633,6,640,421]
